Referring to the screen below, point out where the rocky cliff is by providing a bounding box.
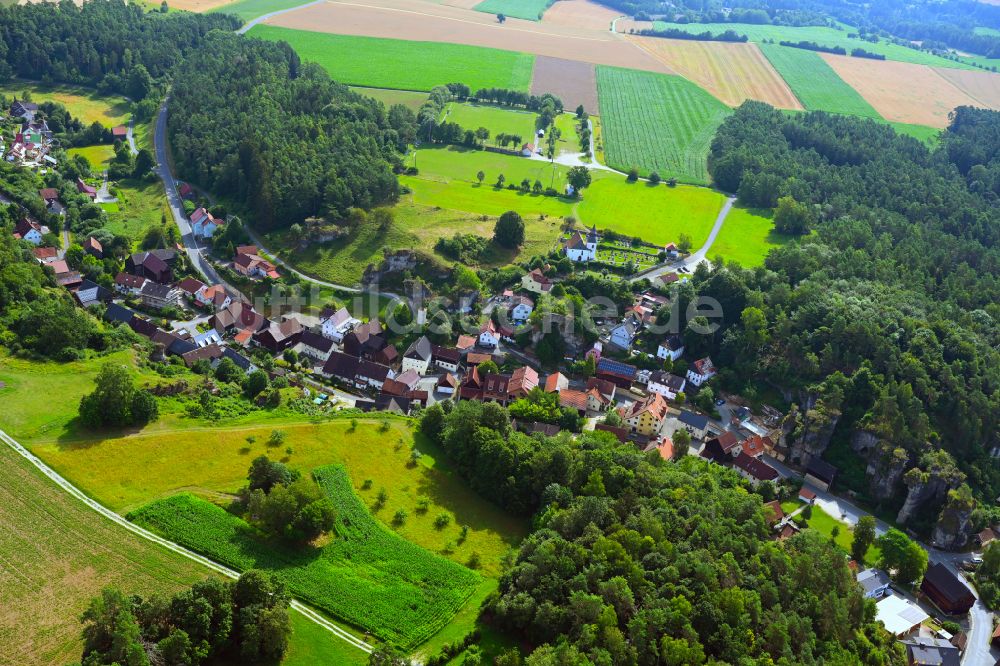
[932,484,976,551]
[781,396,841,468]
[851,431,910,503]
[896,450,966,525]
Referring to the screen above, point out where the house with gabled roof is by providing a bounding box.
[431,345,461,373]
[520,268,553,294]
[139,280,182,310]
[478,319,500,348]
[190,207,223,238]
[126,250,175,284]
[254,317,303,353]
[563,227,597,262]
[609,314,640,351]
[320,306,359,342]
[687,356,717,387]
[596,357,637,388]
[507,366,539,400]
[296,330,334,364]
[403,335,433,375]
[13,217,49,245]
[619,392,669,436]
[647,370,685,400]
[657,335,685,362]
[76,178,97,200]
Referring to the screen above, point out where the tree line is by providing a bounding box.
[701,101,1000,513]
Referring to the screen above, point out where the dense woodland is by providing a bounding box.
[699,103,1000,522]
[169,32,404,231]
[419,402,905,665]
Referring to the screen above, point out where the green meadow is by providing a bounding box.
[472,0,553,21]
[249,26,535,91]
[708,206,794,267]
[760,44,881,118]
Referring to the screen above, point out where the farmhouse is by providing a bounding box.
[478,319,500,348]
[76,178,97,200]
[509,295,534,324]
[403,336,433,374]
[563,227,598,262]
[586,377,616,403]
[295,330,334,364]
[211,301,270,335]
[83,236,103,259]
[677,410,709,440]
[609,315,640,351]
[32,246,58,262]
[343,320,386,359]
[431,345,461,373]
[195,284,231,310]
[596,357,637,388]
[507,366,539,400]
[731,452,779,485]
[139,281,182,310]
[114,272,146,295]
[545,372,569,393]
[804,458,837,492]
[127,250,175,284]
[234,250,279,280]
[254,317,303,353]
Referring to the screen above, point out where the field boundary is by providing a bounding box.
[236,0,324,33]
[0,426,374,655]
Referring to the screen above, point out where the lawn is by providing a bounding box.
[759,44,881,118]
[249,26,536,92]
[443,102,539,142]
[351,86,428,112]
[402,145,726,245]
[128,464,483,649]
[652,21,979,70]
[888,121,940,145]
[707,205,794,267]
[0,81,131,126]
[473,0,554,21]
[595,65,732,184]
[67,144,116,170]
[552,111,582,156]
[103,177,172,246]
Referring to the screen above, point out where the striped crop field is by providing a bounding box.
[595,65,731,184]
[759,44,881,118]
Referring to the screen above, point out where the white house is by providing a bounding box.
[320,306,360,343]
[296,330,334,364]
[193,329,223,348]
[563,227,598,262]
[14,217,49,245]
[686,357,717,387]
[657,335,685,362]
[856,569,891,600]
[432,345,461,373]
[509,295,534,324]
[609,315,640,350]
[647,371,686,400]
[195,284,231,310]
[479,320,500,348]
[402,335,433,375]
[190,207,222,238]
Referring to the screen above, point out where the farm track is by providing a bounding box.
[0,426,375,656]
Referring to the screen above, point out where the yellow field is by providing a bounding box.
[68,144,115,170]
[0,81,130,126]
[820,54,983,127]
[28,419,526,577]
[627,37,804,109]
[934,67,1000,110]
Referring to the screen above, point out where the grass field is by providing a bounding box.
[351,86,428,112]
[104,178,172,246]
[0,81,130,126]
[596,66,731,184]
[472,0,553,20]
[250,26,535,92]
[628,37,803,109]
[443,102,539,141]
[652,21,979,70]
[889,122,940,145]
[129,464,482,649]
[707,206,793,267]
[208,0,304,21]
[67,144,116,170]
[759,44,881,118]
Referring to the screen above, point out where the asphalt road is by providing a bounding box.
[764,455,998,665]
[631,195,736,283]
[153,97,241,299]
[0,426,373,654]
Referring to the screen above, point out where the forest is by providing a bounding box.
[693,103,1000,534]
[418,401,905,665]
[168,32,404,231]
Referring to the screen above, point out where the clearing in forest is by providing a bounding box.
[760,44,881,118]
[820,54,984,127]
[530,55,599,114]
[128,464,483,650]
[595,65,731,184]
[443,102,540,140]
[627,37,803,109]
[249,26,535,91]
[350,87,429,112]
[0,81,130,125]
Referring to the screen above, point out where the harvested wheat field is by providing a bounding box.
[821,54,982,127]
[169,0,237,10]
[531,55,599,113]
[628,36,803,109]
[934,67,1000,109]
[442,0,482,8]
[540,0,621,31]
[266,0,670,72]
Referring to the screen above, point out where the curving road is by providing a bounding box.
[152,97,242,299]
[235,0,326,34]
[630,195,736,282]
[0,426,374,654]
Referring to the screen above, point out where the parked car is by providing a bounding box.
[715,398,725,406]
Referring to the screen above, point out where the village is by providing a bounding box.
[3,93,994,666]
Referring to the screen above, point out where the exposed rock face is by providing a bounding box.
[896,450,966,525]
[782,397,841,468]
[852,431,910,503]
[932,485,976,551]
